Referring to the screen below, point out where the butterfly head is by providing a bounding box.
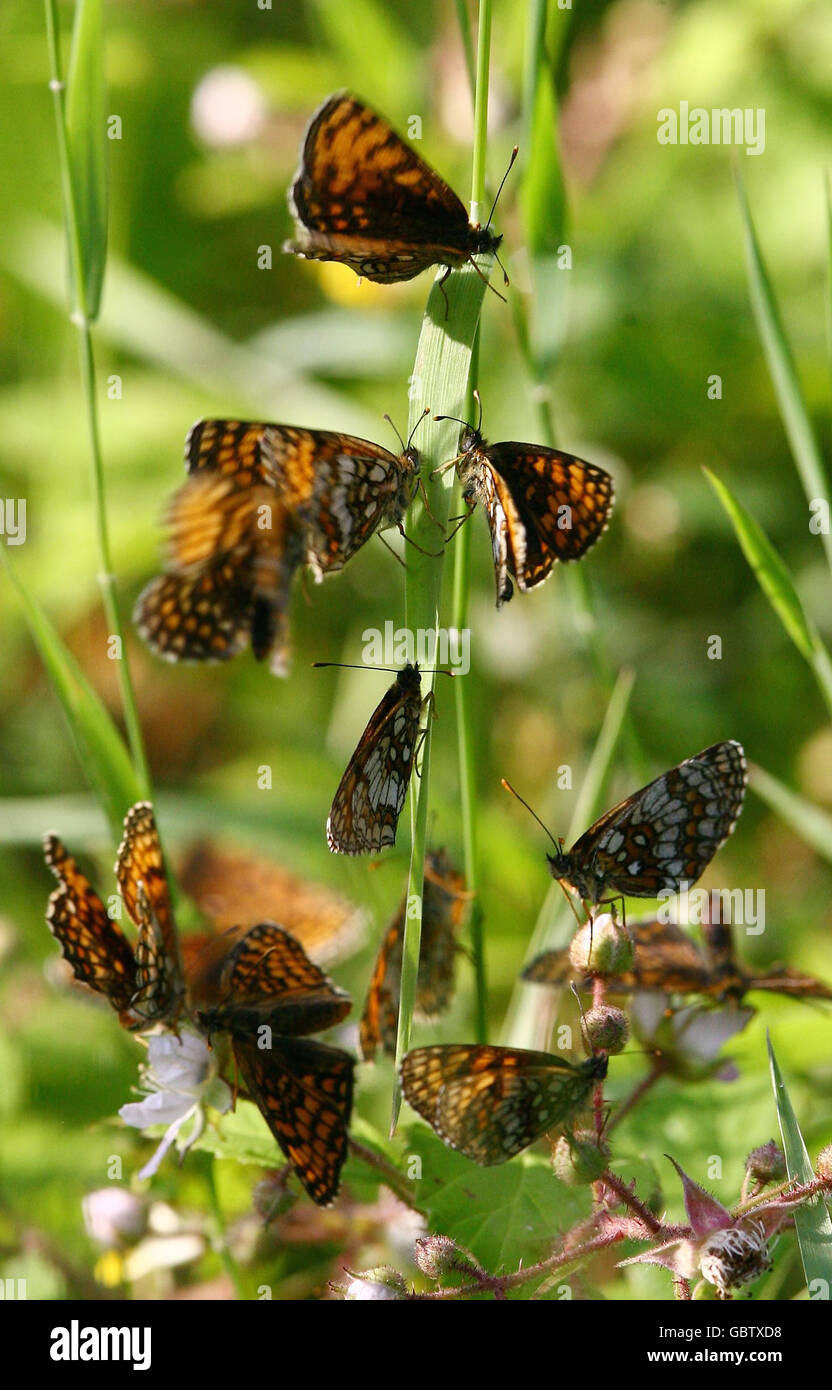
[546,838,573,880]
[396,662,423,697]
[468,226,503,256]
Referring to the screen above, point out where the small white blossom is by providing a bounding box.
[120,1031,230,1180]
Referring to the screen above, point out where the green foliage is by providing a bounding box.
[767,1035,832,1293]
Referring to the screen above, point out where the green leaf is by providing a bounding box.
[704,468,832,718]
[193,1100,279,1168]
[750,762,832,864]
[735,167,831,573]
[402,1125,586,1281]
[767,1034,832,1296]
[1,554,140,842]
[66,0,108,321]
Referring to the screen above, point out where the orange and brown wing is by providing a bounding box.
[326,666,423,855]
[185,419,276,489]
[359,909,404,1061]
[178,841,366,965]
[234,1035,354,1205]
[116,803,180,971]
[43,834,138,1023]
[486,445,614,592]
[134,562,255,664]
[286,92,470,281]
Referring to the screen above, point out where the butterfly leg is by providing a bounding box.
[417,476,447,532]
[437,265,452,320]
[376,530,408,570]
[397,522,443,559]
[443,500,476,545]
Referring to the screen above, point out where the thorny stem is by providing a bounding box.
[348,1138,423,1213]
[408,1228,630,1300]
[597,1169,665,1235]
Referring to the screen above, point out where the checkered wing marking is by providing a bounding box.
[486,444,615,590]
[234,1035,354,1205]
[116,804,182,1026]
[214,921,351,1035]
[571,741,748,899]
[185,419,275,488]
[326,667,423,855]
[134,564,254,664]
[285,93,472,282]
[401,1044,607,1165]
[264,427,418,577]
[43,834,138,1020]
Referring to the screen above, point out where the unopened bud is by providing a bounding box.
[552,1129,610,1186]
[817,1144,832,1181]
[414,1235,479,1280]
[582,1003,629,1054]
[745,1140,785,1186]
[569,916,634,976]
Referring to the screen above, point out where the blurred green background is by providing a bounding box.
[1,0,831,1299]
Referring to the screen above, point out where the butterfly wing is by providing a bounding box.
[485,444,615,592]
[116,803,183,1027]
[263,427,416,577]
[234,1035,354,1205]
[211,921,351,1036]
[134,562,255,664]
[285,92,471,281]
[178,841,366,965]
[359,909,404,1061]
[185,418,276,488]
[43,834,138,1024]
[570,741,748,900]
[327,667,423,855]
[401,1044,606,1165]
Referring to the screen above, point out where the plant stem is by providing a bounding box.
[44,0,151,802]
[203,1154,246,1301]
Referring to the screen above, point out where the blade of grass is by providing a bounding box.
[44,0,151,799]
[391,0,494,1131]
[502,667,636,1047]
[65,0,107,322]
[767,1033,832,1295]
[704,468,832,718]
[1,551,141,841]
[735,166,832,574]
[750,761,832,864]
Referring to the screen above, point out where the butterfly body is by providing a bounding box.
[327,663,425,855]
[285,92,501,285]
[451,425,615,607]
[401,1043,608,1165]
[547,741,748,912]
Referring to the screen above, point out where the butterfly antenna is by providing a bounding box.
[406,407,430,451]
[383,414,406,452]
[569,982,593,1055]
[500,778,560,852]
[484,145,519,231]
[434,412,470,429]
[313,661,455,677]
[493,248,510,287]
[473,387,483,435]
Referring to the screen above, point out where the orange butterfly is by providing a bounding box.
[285,92,506,291]
[190,922,354,1206]
[360,849,468,1061]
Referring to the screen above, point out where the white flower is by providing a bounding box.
[82,1188,147,1248]
[120,1031,231,1181]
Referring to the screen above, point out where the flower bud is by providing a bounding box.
[569,916,634,976]
[344,1266,407,1300]
[817,1144,832,1181]
[582,1003,630,1054]
[552,1129,609,1186]
[745,1140,785,1186]
[414,1235,479,1280]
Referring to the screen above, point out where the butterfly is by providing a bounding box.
[510,741,747,922]
[134,420,306,676]
[43,801,184,1031]
[326,663,426,855]
[115,802,185,1028]
[522,913,826,1005]
[400,1044,608,1166]
[190,921,354,1205]
[285,91,504,289]
[44,834,141,1029]
[360,849,468,1061]
[178,839,366,966]
[435,400,615,606]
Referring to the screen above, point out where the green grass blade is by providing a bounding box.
[704,468,832,718]
[2,554,141,842]
[767,1033,832,1296]
[750,762,832,864]
[65,0,108,321]
[735,166,832,573]
[502,666,635,1047]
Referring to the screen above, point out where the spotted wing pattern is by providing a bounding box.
[116,803,184,1027]
[179,840,366,965]
[327,664,424,855]
[43,834,139,1025]
[401,1044,608,1165]
[559,741,748,905]
[262,426,420,578]
[457,437,614,608]
[360,850,467,1060]
[285,92,493,283]
[234,1035,354,1206]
